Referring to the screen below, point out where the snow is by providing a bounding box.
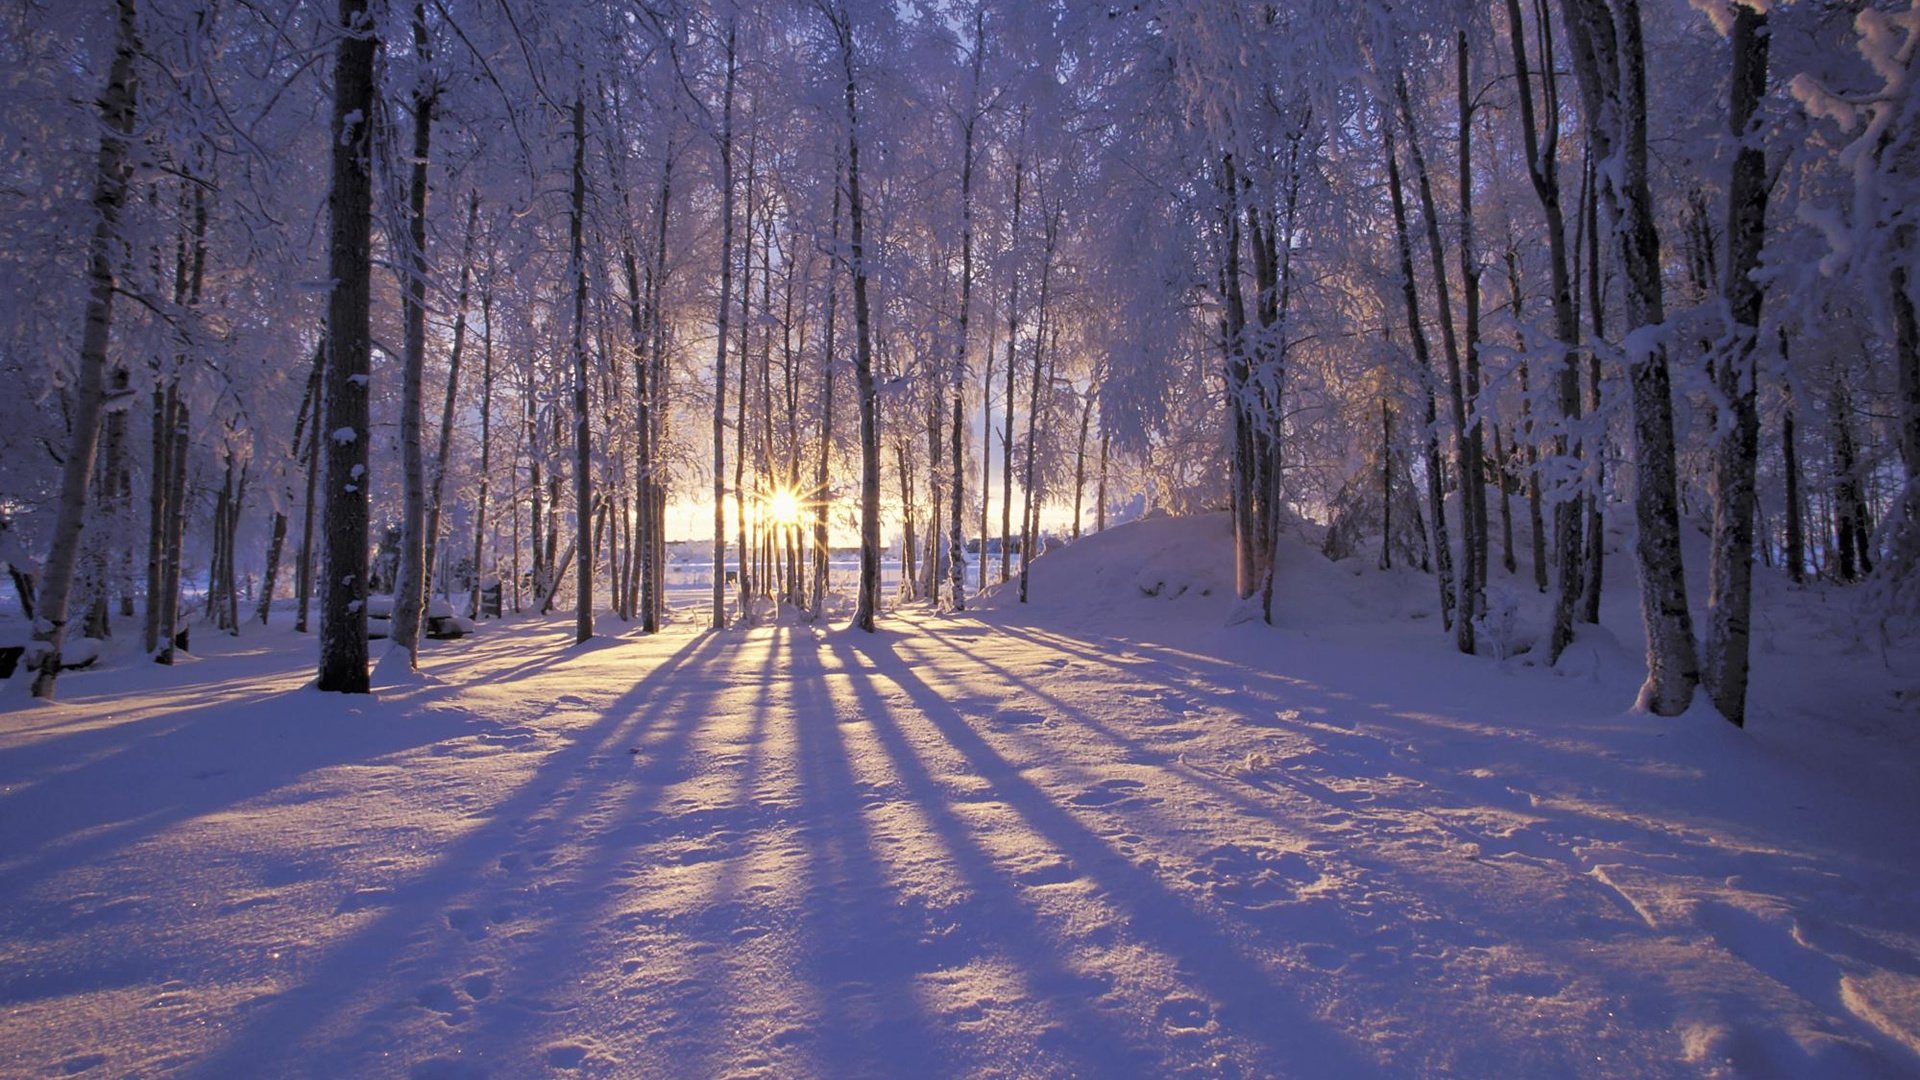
[2,514,1917,1078]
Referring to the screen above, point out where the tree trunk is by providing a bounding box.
[1000,153,1026,589]
[316,0,378,694]
[157,389,191,662]
[1384,122,1458,632]
[30,0,137,699]
[1072,393,1092,540]
[1019,210,1058,604]
[836,10,884,632]
[812,167,841,620]
[424,192,478,606]
[1395,69,1477,653]
[295,331,324,632]
[144,378,170,652]
[1382,401,1395,571]
[1095,425,1110,534]
[1561,0,1699,714]
[1581,150,1608,623]
[568,94,593,644]
[734,134,756,624]
[1454,35,1493,641]
[471,275,495,620]
[946,4,985,611]
[261,340,324,625]
[711,25,737,631]
[1783,378,1805,585]
[1703,4,1770,727]
[1833,381,1870,582]
[389,0,434,669]
[1507,0,1588,661]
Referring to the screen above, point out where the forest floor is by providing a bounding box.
[3,514,1919,1078]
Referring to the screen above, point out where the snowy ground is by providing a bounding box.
[3,513,1919,1078]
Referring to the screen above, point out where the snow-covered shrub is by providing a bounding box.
[1473,585,1534,660]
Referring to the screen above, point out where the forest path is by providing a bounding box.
[1,607,1917,1078]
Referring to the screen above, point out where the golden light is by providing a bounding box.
[763,486,805,528]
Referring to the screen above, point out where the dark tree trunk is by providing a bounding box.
[316,0,378,693]
[568,94,593,643]
[1384,122,1458,632]
[711,25,737,630]
[389,0,435,669]
[1783,378,1805,585]
[834,9,884,632]
[425,192,478,608]
[1703,4,1771,726]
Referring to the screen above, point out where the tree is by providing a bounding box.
[28,0,139,699]
[317,0,379,694]
[1702,2,1772,726]
[1560,0,1700,715]
[387,0,437,671]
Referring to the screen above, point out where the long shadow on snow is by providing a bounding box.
[963,616,1920,1070]
[0,685,478,970]
[825,629,1386,1076]
[183,630,729,1078]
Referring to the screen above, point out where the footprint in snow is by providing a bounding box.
[1014,856,1078,886]
[409,1058,485,1080]
[445,908,488,941]
[1155,996,1213,1031]
[991,708,1048,728]
[414,983,468,1024]
[1067,778,1158,808]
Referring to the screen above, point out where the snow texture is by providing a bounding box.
[1,514,1917,1078]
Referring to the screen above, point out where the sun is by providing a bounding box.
[762,486,805,528]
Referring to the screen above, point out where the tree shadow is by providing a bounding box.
[178,630,730,1078]
[817,628,1386,1076]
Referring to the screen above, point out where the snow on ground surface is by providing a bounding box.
[3,512,1919,1078]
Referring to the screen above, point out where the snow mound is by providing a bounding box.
[975,513,1234,624]
[977,511,1448,642]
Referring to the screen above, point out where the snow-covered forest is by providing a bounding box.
[3,0,1920,1076]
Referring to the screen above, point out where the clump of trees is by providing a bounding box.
[3,0,1915,728]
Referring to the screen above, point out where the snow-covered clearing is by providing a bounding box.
[3,514,1919,1078]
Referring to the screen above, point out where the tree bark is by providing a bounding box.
[568,94,593,644]
[1000,151,1026,588]
[948,11,983,610]
[1783,377,1805,585]
[711,25,737,630]
[425,192,478,606]
[1384,122,1458,633]
[835,8,884,632]
[1507,0,1589,660]
[260,341,324,625]
[471,273,495,619]
[1703,3,1771,726]
[31,0,138,699]
[812,167,841,620]
[1560,0,1699,713]
[389,0,435,669]
[316,0,378,693]
[1395,69,1477,653]
[1019,210,1059,604]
